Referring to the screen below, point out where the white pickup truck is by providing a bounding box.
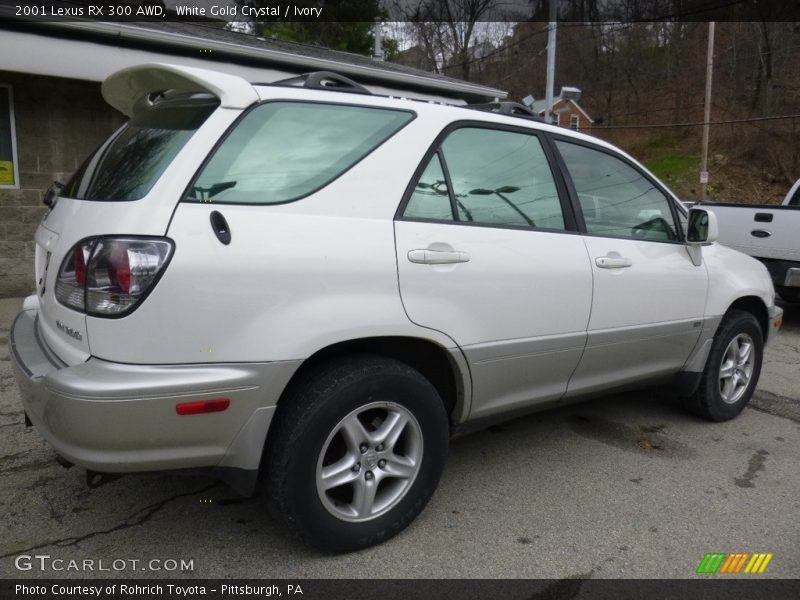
[697,178,800,302]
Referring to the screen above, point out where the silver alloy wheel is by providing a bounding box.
[315,401,423,523]
[719,333,755,404]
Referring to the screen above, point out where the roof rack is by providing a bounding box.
[268,71,372,96]
[467,101,544,122]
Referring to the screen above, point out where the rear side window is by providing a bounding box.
[403,126,566,230]
[403,153,453,220]
[187,102,414,204]
[62,95,219,201]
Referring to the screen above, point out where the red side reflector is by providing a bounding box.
[176,399,230,415]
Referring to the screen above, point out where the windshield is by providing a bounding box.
[62,94,219,201]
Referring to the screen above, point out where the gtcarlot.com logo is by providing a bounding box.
[14,554,194,572]
[696,552,773,574]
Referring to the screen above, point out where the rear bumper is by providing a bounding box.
[9,309,300,483]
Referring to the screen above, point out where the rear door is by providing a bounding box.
[551,138,708,396]
[394,123,593,420]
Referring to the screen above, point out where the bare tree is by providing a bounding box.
[389,0,506,80]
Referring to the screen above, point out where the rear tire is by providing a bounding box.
[264,356,449,552]
[683,309,763,422]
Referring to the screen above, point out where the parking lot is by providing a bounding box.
[1,296,797,579]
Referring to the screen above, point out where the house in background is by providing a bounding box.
[532,87,594,131]
[0,17,506,297]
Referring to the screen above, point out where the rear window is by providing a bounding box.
[62,94,219,201]
[185,101,414,204]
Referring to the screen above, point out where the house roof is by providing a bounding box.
[0,15,507,102]
[532,96,593,121]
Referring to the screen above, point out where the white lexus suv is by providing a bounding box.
[9,64,783,552]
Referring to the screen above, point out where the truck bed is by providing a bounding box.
[697,202,800,263]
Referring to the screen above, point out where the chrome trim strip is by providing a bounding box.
[465,331,586,363]
[585,318,703,347]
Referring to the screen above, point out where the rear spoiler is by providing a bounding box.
[102,63,259,117]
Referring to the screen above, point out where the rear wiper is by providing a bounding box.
[43,180,64,208]
[191,181,237,201]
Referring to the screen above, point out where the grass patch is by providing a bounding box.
[645,155,699,182]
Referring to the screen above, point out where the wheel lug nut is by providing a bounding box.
[365,471,374,480]
[376,443,384,451]
[352,463,360,472]
[378,459,386,469]
[360,444,368,453]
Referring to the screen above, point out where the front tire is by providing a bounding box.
[684,309,763,422]
[264,356,449,552]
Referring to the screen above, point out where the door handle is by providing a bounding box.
[595,256,632,269]
[754,212,773,223]
[408,249,470,265]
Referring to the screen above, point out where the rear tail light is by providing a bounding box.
[55,237,173,317]
[54,240,93,312]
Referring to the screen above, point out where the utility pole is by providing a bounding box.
[544,0,557,124]
[373,17,383,61]
[700,21,715,200]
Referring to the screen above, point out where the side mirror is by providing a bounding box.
[687,207,718,244]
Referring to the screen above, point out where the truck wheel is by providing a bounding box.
[777,287,800,303]
[684,309,763,422]
[264,356,449,552]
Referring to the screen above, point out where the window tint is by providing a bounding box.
[63,95,219,201]
[418,127,565,229]
[188,102,413,204]
[556,141,679,242]
[404,153,453,220]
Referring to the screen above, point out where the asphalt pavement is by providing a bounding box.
[0,296,797,579]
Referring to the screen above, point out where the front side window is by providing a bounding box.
[0,85,19,189]
[63,94,219,201]
[556,140,680,242]
[403,126,566,230]
[187,102,413,204]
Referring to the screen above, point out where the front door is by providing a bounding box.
[552,139,708,396]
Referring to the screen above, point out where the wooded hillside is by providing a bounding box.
[392,19,800,204]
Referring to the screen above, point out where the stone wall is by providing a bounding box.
[0,72,124,297]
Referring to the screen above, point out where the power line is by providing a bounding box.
[593,113,800,130]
